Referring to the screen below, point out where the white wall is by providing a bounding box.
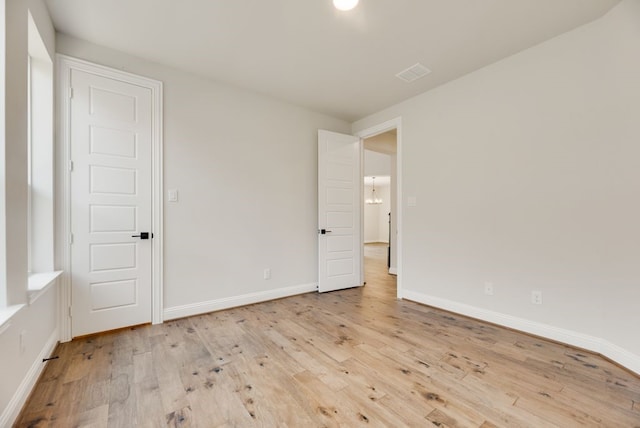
[0,0,7,308]
[364,149,391,177]
[55,34,351,318]
[0,286,59,426]
[596,0,640,370]
[0,0,59,425]
[2,0,28,306]
[353,0,640,373]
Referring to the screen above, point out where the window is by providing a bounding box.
[27,11,54,281]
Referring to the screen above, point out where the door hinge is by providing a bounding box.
[69,233,74,245]
[68,160,74,172]
[69,87,74,99]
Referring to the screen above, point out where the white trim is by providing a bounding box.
[56,55,72,342]
[356,117,403,299]
[359,140,365,285]
[27,271,62,291]
[0,328,59,427]
[56,55,164,340]
[600,341,640,376]
[388,267,397,275]
[28,271,62,305]
[403,289,640,376]
[150,61,164,325]
[164,283,318,321]
[0,306,24,335]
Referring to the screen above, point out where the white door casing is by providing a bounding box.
[318,130,362,293]
[58,55,163,339]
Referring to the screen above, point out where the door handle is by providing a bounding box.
[131,232,151,239]
[319,229,332,235]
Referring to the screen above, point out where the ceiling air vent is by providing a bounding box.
[395,63,431,83]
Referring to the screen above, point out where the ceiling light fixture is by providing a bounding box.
[365,177,383,205]
[333,0,359,11]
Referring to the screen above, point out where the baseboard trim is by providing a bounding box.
[1,328,59,427]
[388,267,397,275]
[600,340,640,375]
[402,290,640,376]
[164,283,318,321]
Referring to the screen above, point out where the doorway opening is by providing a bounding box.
[357,118,401,298]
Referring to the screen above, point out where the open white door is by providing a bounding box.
[318,130,362,293]
[70,68,153,336]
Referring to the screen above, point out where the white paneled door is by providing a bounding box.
[318,130,362,293]
[70,69,153,336]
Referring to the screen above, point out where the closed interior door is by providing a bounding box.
[318,130,362,293]
[70,69,153,336]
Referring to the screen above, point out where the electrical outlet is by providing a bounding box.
[531,290,543,305]
[484,282,494,296]
[263,268,271,280]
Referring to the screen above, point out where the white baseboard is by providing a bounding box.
[1,328,59,427]
[600,340,640,375]
[402,290,640,376]
[164,283,318,321]
[388,267,397,275]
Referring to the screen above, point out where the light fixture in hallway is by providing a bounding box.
[365,176,383,205]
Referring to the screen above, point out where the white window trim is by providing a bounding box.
[26,54,32,275]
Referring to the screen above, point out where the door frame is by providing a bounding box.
[56,55,164,341]
[356,117,402,299]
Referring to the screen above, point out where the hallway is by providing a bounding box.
[363,242,396,301]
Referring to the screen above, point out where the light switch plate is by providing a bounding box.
[168,189,178,202]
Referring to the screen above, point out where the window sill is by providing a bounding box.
[28,271,63,305]
[0,272,62,334]
[0,305,26,336]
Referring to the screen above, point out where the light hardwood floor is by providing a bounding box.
[16,243,640,427]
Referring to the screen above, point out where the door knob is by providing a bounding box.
[319,229,332,235]
[131,232,151,239]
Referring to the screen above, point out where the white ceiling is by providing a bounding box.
[364,130,397,155]
[45,0,619,122]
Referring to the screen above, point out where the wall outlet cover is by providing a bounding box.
[484,282,494,296]
[531,290,543,305]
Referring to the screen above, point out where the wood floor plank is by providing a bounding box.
[107,362,137,427]
[14,243,640,427]
[75,404,109,428]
